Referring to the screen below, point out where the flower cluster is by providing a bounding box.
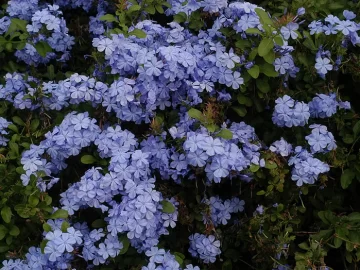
[188,233,221,263]
[20,112,100,189]
[202,196,245,226]
[305,124,336,153]
[288,146,330,186]
[309,10,360,46]
[0,117,11,146]
[44,226,83,262]
[269,137,293,157]
[309,92,351,118]
[272,95,310,127]
[16,4,74,65]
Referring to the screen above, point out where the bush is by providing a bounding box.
[0,0,360,269]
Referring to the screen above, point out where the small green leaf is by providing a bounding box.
[28,195,39,207]
[341,169,355,189]
[9,225,19,236]
[40,240,48,253]
[30,119,40,132]
[129,29,147,38]
[174,12,187,23]
[1,207,12,223]
[222,260,232,270]
[188,108,204,121]
[127,4,141,12]
[43,223,52,232]
[161,201,176,214]
[61,221,70,232]
[237,94,253,106]
[81,155,97,164]
[12,116,25,126]
[250,164,260,172]
[0,225,8,240]
[232,106,247,117]
[50,209,68,219]
[348,212,360,222]
[273,35,283,46]
[333,237,342,248]
[7,124,18,133]
[247,65,260,78]
[260,63,278,77]
[263,50,275,64]
[99,14,117,22]
[91,219,106,228]
[35,41,52,57]
[255,8,274,26]
[353,120,360,137]
[245,28,262,35]
[256,190,266,195]
[216,129,233,140]
[265,161,277,169]
[119,235,130,254]
[258,38,274,57]
[256,78,270,93]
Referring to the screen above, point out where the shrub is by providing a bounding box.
[0,0,360,269]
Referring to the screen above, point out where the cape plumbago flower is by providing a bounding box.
[189,233,221,263]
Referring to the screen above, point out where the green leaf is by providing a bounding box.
[256,77,270,93]
[0,225,8,240]
[216,129,233,140]
[250,164,260,172]
[247,65,259,78]
[43,223,52,232]
[35,41,52,57]
[245,28,262,35]
[353,120,360,137]
[188,108,204,121]
[232,106,247,117]
[222,260,233,270]
[81,155,97,164]
[348,212,360,222]
[91,219,106,228]
[205,123,218,132]
[161,201,175,213]
[258,38,274,57]
[128,29,147,38]
[333,237,342,248]
[127,4,141,12]
[9,225,19,236]
[12,116,25,126]
[30,119,40,132]
[341,169,355,189]
[255,8,273,26]
[256,190,266,195]
[28,194,39,207]
[174,12,187,23]
[40,240,48,253]
[174,253,184,265]
[1,207,11,223]
[7,124,18,133]
[273,35,283,46]
[263,50,275,64]
[99,14,117,22]
[260,63,278,77]
[50,209,68,219]
[119,235,130,254]
[265,161,277,169]
[237,94,253,106]
[61,221,70,232]
[155,4,164,13]
[303,37,317,51]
